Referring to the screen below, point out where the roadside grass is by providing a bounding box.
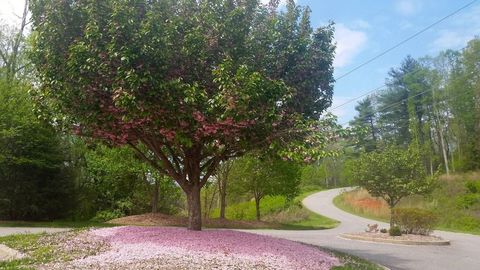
[334,182,480,235]
[330,249,385,270]
[210,189,339,230]
[0,233,54,269]
[0,220,116,229]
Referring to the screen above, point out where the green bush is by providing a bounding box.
[392,208,437,235]
[456,194,480,209]
[90,209,124,222]
[465,180,480,194]
[380,228,387,233]
[389,226,402,236]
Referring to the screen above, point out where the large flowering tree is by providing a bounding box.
[30,0,335,230]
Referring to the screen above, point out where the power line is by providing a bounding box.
[329,84,385,111]
[340,84,466,127]
[331,40,474,114]
[334,0,479,82]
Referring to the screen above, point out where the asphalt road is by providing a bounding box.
[244,188,480,270]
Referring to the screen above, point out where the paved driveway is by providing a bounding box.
[0,227,69,237]
[244,188,480,270]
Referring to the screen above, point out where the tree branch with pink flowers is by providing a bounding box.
[30,0,337,230]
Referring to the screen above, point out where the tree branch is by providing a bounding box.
[128,142,167,175]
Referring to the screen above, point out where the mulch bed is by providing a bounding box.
[340,232,450,245]
[108,213,282,229]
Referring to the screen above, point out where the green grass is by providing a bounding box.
[279,211,339,230]
[330,249,385,270]
[0,220,116,228]
[0,233,54,269]
[210,189,339,230]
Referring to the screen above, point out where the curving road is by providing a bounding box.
[245,188,480,270]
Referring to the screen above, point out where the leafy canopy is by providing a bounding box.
[30,0,335,165]
[351,145,434,208]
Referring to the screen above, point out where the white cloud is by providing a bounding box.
[395,0,422,16]
[352,19,371,30]
[334,24,368,68]
[0,0,27,25]
[430,4,480,52]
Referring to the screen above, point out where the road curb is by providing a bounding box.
[339,233,451,246]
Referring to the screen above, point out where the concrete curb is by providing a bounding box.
[0,244,24,261]
[339,233,451,246]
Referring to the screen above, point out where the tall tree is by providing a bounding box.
[0,0,29,81]
[349,97,377,152]
[30,0,335,230]
[0,80,75,220]
[447,38,480,170]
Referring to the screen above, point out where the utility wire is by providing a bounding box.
[331,39,474,114]
[340,84,464,127]
[334,0,479,82]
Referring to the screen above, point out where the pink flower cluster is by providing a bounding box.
[62,226,340,270]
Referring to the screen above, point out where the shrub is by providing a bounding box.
[380,228,388,233]
[389,226,402,236]
[465,181,480,194]
[456,194,480,209]
[392,208,437,235]
[90,209,124,222]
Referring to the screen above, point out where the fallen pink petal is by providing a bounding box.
[42,226,341,269]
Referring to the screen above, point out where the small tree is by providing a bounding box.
[352,146,434,228]
[230,154,300,221]
[215,160,234,219]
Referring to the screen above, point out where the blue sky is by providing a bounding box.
[2,0,480,124]
[292,0,480,124]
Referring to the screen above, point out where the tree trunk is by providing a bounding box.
[186,185,202,231]
[218,176,227,219]
[390,207,395,229]
[255,196,261,221]
[151,180,159,213]
[219,190,227,219]
[438,126,450,175]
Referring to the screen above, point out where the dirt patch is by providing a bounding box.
[108,213,281,229]
[353,198,385,210]
[340,232,450,246]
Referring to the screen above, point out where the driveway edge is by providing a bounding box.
[339,233,451,246]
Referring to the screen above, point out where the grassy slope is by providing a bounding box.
[210,190,339,230]
[333,186,480,235]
